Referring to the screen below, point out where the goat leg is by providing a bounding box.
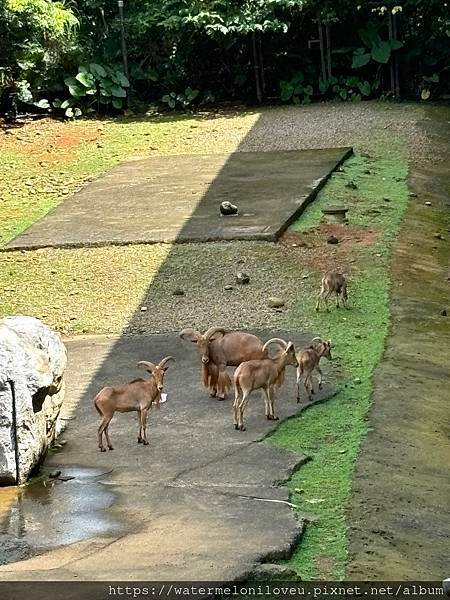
[316,366,324,390]
[141,409,149,445]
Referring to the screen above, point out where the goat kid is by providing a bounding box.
[94,356,174,452]
[180,327,265,400]
[316,270,348,312]
[296,338,332,403]
[233,338,298,431]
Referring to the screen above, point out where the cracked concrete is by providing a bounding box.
[0,330,335,581]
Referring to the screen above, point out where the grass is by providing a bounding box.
[266,143,410,579]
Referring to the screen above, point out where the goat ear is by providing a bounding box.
[180,328,201,343]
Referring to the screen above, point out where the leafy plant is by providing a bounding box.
[352,21,403,68]
[59,63,130,117]
[419,73,439,100]
[320,75,374,102]
[280,71,313,105]
[161,86,200,110]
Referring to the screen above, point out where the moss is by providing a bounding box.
[267,140,410,579]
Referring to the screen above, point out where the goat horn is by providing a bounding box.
[204,326,229,340]
[263,338,288,352]
[159,356,174,369]
[179,328,202,341]
[138,360,156,372]
[311,337,323,344]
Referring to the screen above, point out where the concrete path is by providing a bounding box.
[0,330,335,580]
[6,148,351,250]
[347,113,450,579]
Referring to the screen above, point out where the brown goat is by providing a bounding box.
[94,356,174,451]
[233,338,298,431]
[180,327,266,400]
[296,338,332,403]
[316,271,348,312]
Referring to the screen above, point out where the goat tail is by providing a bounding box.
[94,394,102,416]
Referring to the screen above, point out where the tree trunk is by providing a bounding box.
[252,32,262,104]
[258,33,266,96]
[325,23,332,80]
[317,14,327,83]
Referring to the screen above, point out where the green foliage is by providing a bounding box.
[319,75,374,102]
[161,86,200,110]
[58,62,130,117]
[280,71,313,104]
[352,21,403,68]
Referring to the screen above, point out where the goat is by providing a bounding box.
[296,338,332,403]
[94,356,174,452]
[179,327,266,400]
[233,338,298,431]
[316,271,348,312]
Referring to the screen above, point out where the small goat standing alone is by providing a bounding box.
[94,356,174,451]
[296,338,332,403]
[233,338,298,431]
[316,271,348,312]
[180,327,266,400]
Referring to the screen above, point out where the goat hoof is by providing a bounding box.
[108,446,114,451]
[311,389,315,395]
[100,447,106,452]
[319,384,323,390]
[210,392,217,398]
[217,396,225,401]
[143,440,149,446]
[234,424,239,430]
[239,426,246,432]
[137,438,142,443]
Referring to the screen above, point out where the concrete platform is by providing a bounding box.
[0,330,335,581]
[6,148,352,250]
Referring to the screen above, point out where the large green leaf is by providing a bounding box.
[76,71,95,88]
[389,39,403,51]
[352,52,371,69]
[114,71,130,87]
[64,77,86,98]
[358,22,380,49]
[90,63,107,78]
[371,41,391,64]
[358,80,371,96]
[110,85,127,98]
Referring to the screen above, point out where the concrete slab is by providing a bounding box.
[0,330,335,581]
[6,148,351,250]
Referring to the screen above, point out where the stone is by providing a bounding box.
[224,285,234,291]
[0,316,67,485]
[236,272,250,285]
[383,197,391,202]
[140,306,148,312]
[434,233,444,240]
[346,181,358,189]
[219,201,238,216]
[425,201,432,206]
[327,235,339,245]
[252,563,298,579]
[440,309,447,317]
[267,297,285,308]
[172,289,185,296]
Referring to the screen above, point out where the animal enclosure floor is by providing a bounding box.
[6,148,351,250]
[0,330,335,581]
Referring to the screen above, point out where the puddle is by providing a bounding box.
[0,466,121,565]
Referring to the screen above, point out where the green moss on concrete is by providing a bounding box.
[268,141,410,579]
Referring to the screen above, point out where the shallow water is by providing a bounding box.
[0,466,120,565]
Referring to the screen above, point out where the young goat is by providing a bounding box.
[316,271,348,312]
[233,338,298,431]
[180,327,266,400]
[94,356,174,452]
[296,338,332,403]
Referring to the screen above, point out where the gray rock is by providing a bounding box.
[267,297,285,308]
[327,235,339,245]
[0,316,67,485]
[236,272,250,285]
[220,201,238,216]
[252,563,298,579]
[172,289,185,296]
[224,285,234,291]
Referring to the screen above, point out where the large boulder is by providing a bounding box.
[0,316,67,485]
